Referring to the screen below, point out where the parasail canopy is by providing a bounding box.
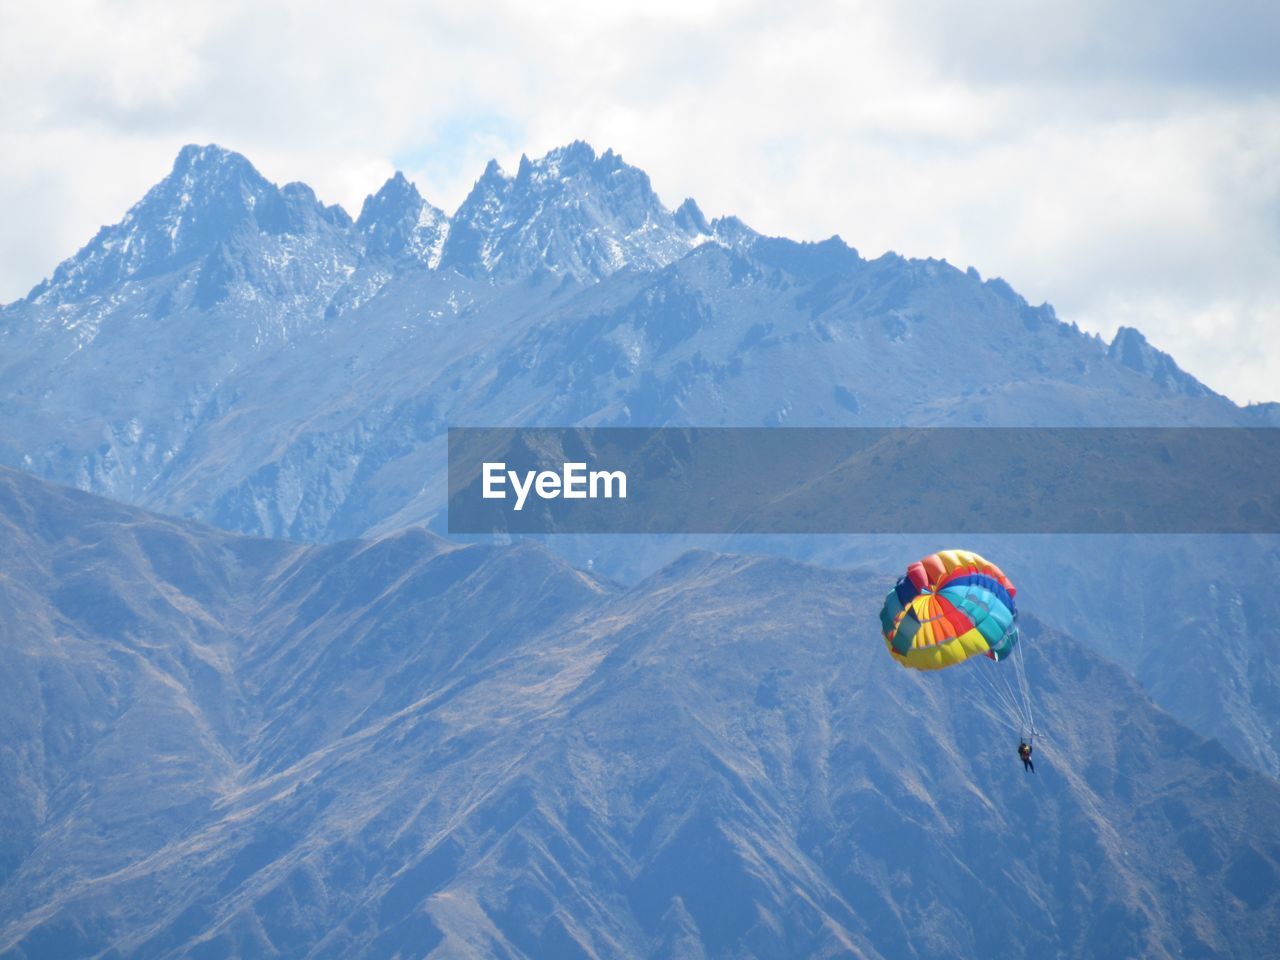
[879,549,1018,671]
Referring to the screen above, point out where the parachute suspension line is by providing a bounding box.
[985,642,1036,745]
[995,655,1030,734]
[965,656,1024,733]
[975,637,1019,721]
[997,657,1031,741]
[1010,630,1036,740]
[973,654,1020,726]
[958,642,1035,743]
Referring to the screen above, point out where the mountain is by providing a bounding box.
[0,144,1247,547]
[2,466,1278,959]
[2,141,1280,789]
[0,142,1246,540]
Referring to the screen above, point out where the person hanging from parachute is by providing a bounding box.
[1017,740,1034,773]
[878,549,1038,773]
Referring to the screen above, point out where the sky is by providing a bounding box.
[1,0,1277,403]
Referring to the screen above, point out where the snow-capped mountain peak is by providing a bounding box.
[438,141,712,283]
[25,144,352,306]
[356,171,449,267]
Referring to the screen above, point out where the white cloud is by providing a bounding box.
[1,0,1276,402]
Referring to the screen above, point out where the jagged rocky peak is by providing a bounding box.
[1108,326,1217,399]
[356,171,449,267]
[708,214,757,247]
[27,144,352,306]
[357,171,421,226]
[515,139,604,183]
[1243,401,1280,425]
[674,197,711,235]
[439,141,714,283]
[18,141,753,306]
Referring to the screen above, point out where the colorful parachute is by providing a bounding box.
[879,549,1018,671]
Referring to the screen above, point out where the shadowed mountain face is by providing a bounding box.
[2,467,1279,959]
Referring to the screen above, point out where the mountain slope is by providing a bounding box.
[1,468,1278,959]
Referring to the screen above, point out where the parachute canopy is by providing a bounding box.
[879,549,1018,671]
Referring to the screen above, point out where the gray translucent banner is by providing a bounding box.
[447,427,1280,534]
